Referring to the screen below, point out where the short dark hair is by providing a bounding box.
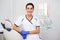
[26,3,34,9]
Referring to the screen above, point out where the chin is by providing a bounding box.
[27,13,31,14]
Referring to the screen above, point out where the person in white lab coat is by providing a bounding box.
[13,3,42,40]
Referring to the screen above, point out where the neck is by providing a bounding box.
[26,14,32,17]
[26,14,33,21]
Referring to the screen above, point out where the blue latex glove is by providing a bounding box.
[20,30,30,39]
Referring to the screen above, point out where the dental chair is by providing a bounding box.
[0,19,23,40]
[3,29,23,40]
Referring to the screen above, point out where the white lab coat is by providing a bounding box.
[15,15,42,40]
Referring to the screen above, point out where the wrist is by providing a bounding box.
[27,31,30,34]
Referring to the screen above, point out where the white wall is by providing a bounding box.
[0,0,14,23]
[0,0,14,30]
[0,0,60,40]
[47,0,60,40]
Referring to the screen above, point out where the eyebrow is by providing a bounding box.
[27,8,33,9]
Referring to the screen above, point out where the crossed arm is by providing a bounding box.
[13,24,40,34]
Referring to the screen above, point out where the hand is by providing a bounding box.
[20,30,30,39]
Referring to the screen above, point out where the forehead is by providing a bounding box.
[27,5,33,8]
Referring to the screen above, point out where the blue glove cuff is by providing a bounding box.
[26,31,30,34]
[20,30,30,39]
[20,30,30,34]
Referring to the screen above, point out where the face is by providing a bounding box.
[26,5,34,15]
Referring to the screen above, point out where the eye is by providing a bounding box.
[31,8,33,9]
[27,8,29,9]
[26,8,33,10]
